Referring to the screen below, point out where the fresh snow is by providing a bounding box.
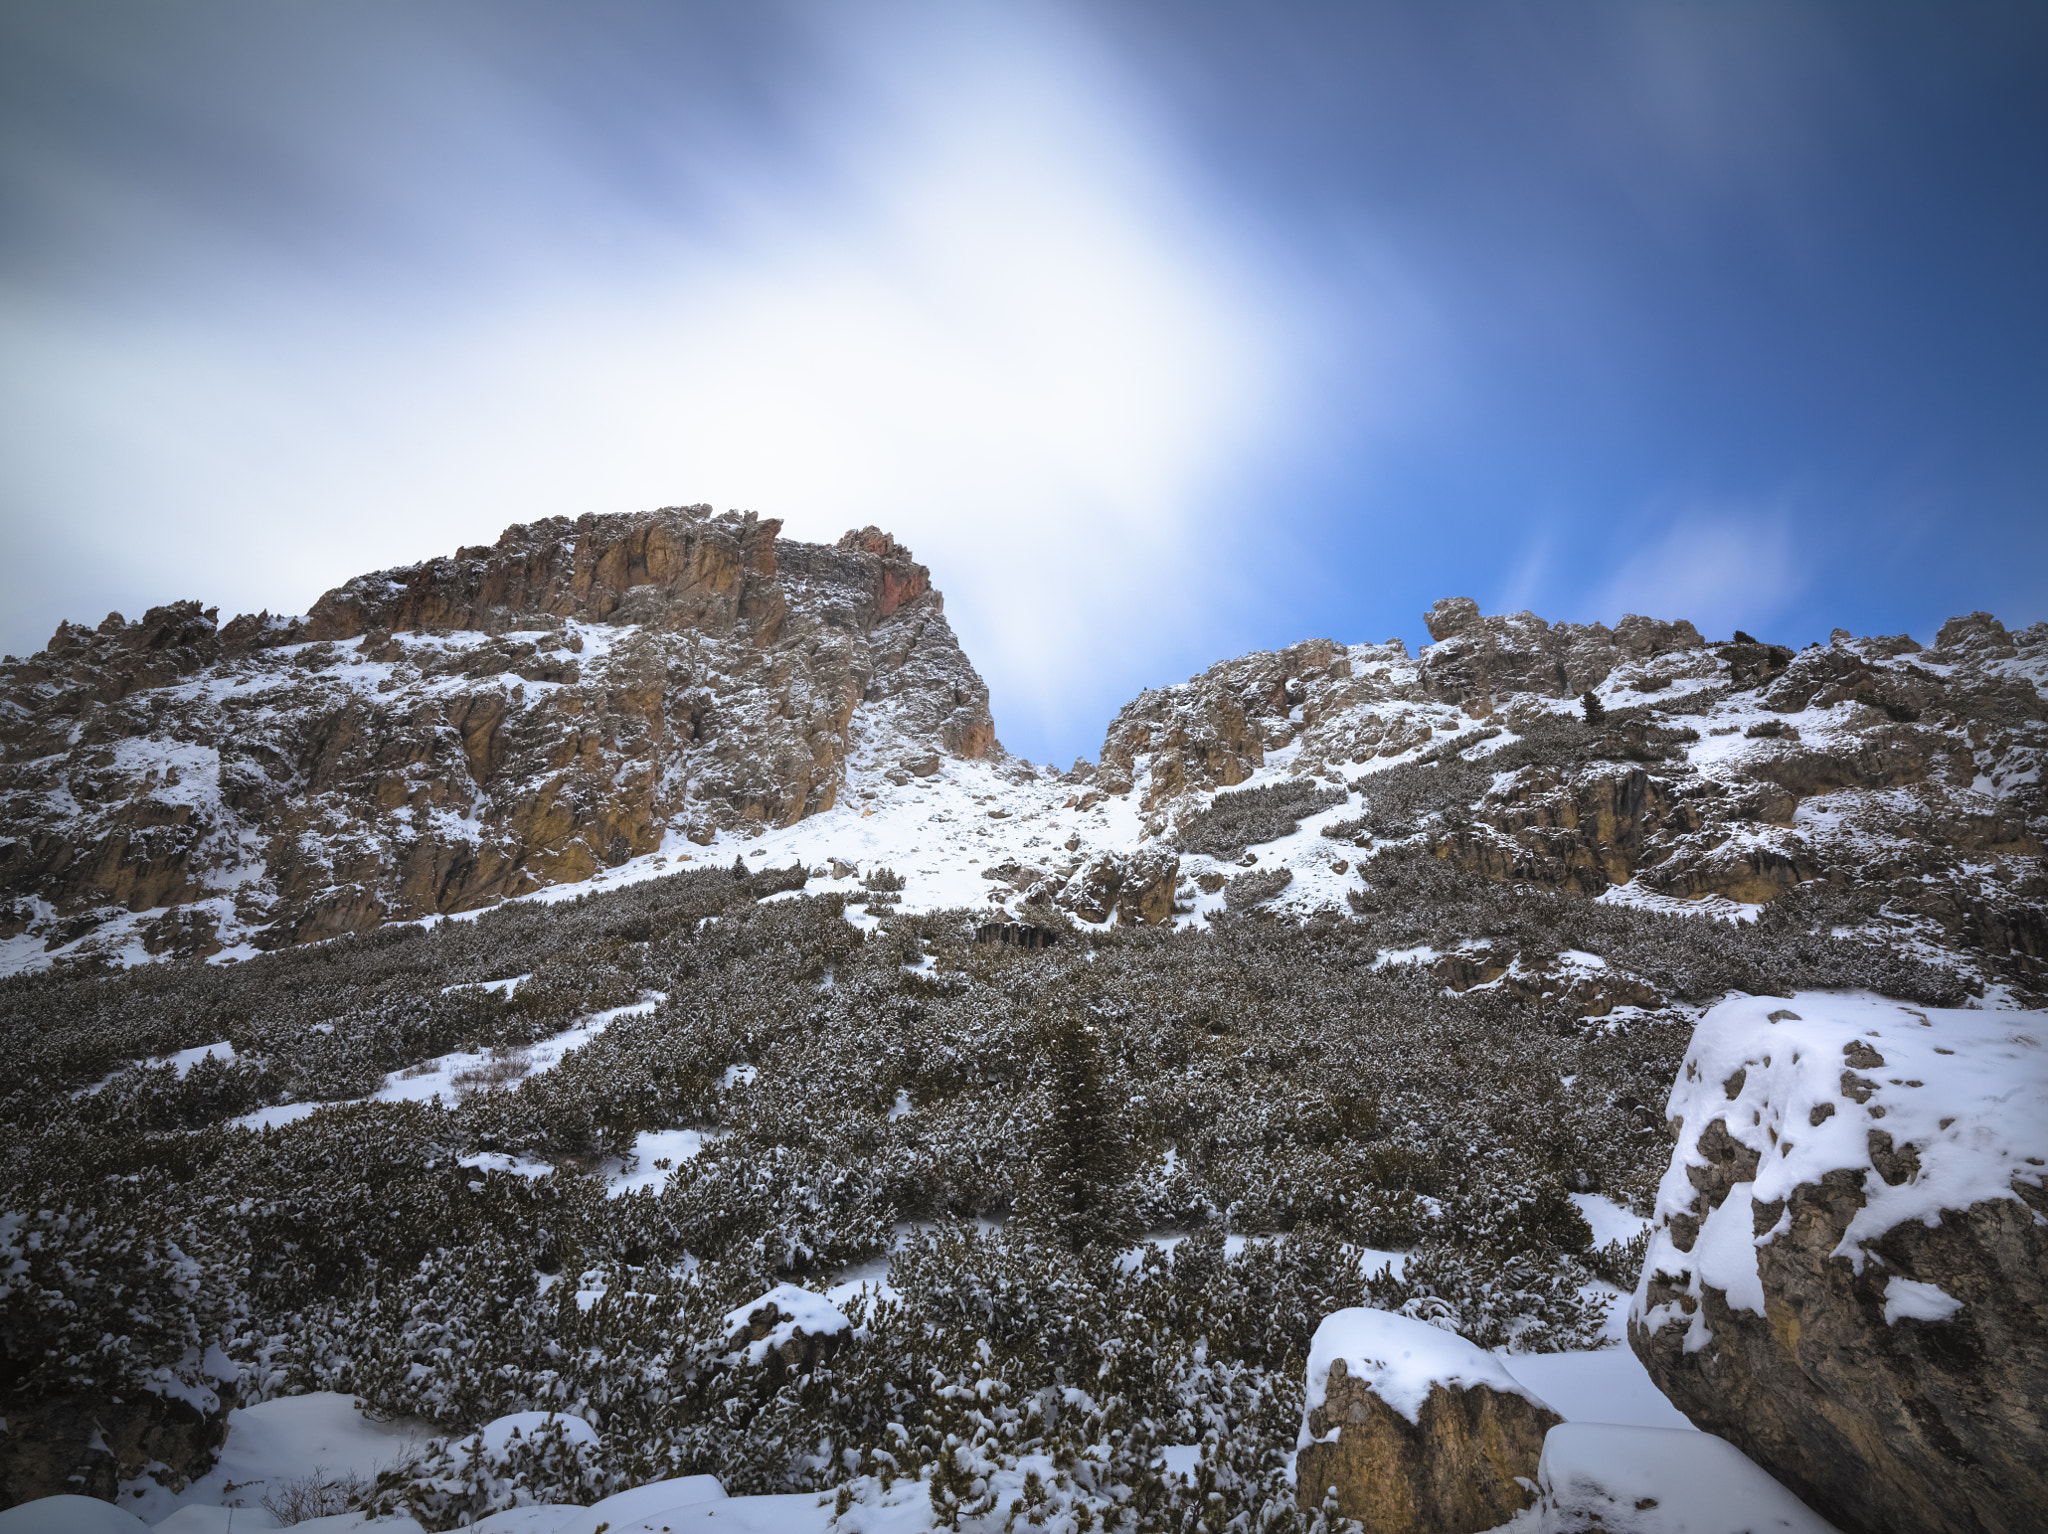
[1494,1422,1842,1533]
[1638,983,2039,1351]
[722,1283,851,1362]
[605,1128,709,1197]
[1301,1307,1554,1433]
[1634,990,2048,1353]
[230,994,664,1132]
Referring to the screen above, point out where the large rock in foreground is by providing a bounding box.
[1631,991,2048,1534]
[1296,1307,1560,1533]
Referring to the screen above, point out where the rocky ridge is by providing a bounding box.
[0,507,993,961]
[1078,603,2045,1001]
[2,531,2043,1005]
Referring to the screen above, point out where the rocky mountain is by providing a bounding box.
[1079,600,2045,1001]
[2,522,2044,1528]
[0,507,993,961]
[4,518,2043,1008]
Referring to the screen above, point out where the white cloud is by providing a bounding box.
[1588,504,1802,638]
[0,7,1311,759]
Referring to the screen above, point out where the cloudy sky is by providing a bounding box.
[3,2,2043,764]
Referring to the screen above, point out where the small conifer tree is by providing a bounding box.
[1021,1015,1134,1252]
[1580,690,1606,726]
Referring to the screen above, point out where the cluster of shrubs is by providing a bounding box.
[0,726,1978,1526]
[1173,780,1347,860]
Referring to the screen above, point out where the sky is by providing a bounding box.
[3,2,2044,766]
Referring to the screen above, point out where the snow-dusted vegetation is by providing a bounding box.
[1,788,1987,1527]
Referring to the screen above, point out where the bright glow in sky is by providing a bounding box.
[3,3,2044,763]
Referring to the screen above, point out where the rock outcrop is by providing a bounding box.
[1631,992,2048,1534]
[1068,600,2043,997]
[1055,849,1179,926]
[0,1383,233,1506]
[0,508,994,959]
[1296,1307,1560,1533]
[1417,597,1706,708]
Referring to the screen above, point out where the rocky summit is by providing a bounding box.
[0,507,993,960]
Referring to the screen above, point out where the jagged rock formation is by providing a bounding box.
[0,507,993,959]
[1297,1308,1560,1533]
[1417,597,1709,707]
[1631,992,2048,1534]
[1092,602,2044,995]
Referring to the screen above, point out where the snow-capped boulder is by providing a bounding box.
[1295,1307,1560,1533]
[722,1283,850,1380]
[1630,992,2048,1534]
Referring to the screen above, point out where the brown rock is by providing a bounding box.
[1419,598,1704,707]
[1297,1311,1559,1533]
[0,508,997,958]
[1053,849,1179,925]
[1632,994,2048,1534]
[0,1384,234,1505]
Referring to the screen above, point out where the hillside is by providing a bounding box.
[1,517,2043,1527]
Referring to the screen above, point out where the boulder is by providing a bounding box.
[0,1383,234,1507]
[722,1283,850,1385]
[1054,850,1180,926]
[1630,992,2048,1534]
[1295,1307,1560,1533]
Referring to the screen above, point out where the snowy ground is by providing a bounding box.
[12,1326,1787,1534]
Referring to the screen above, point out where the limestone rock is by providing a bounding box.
[0,507,996,959]
[1630,992,2048,1534]
[0,1384,233,1506]
[1054,849,1180,925]
[722,1283,850,1386]
[1296,1307,1560,1533]
[1419,598,1704,707]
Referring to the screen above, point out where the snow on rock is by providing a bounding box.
[722,1283,852,1369]
[1634,991,2047,1350]
[1630,990,2048,1534]
[1297,1308,1561,1533]
[1499,1423,1841,1534]
[1303,1306,1553,1431]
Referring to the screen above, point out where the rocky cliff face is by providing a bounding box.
[0,507,994,960]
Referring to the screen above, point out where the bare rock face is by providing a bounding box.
[0,507,995,959]
[1296,1307,1560,1533]
[1631,992,2048,1534]
[1055,849,1180,926]
[0,1383,233,1505]
[1418,597,1705,708]
[1098,639,1364,808]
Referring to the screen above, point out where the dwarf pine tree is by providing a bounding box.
[1580,689,1606,726]
[1019,1015,1135,1253]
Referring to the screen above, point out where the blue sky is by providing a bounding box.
[3,2,2043,765]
